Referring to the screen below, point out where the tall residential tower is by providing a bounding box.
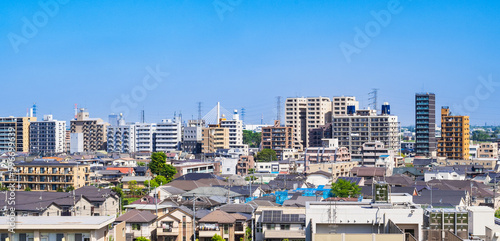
[415,93,436,156]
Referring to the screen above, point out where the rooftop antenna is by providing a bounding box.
[261,113,264,125]
[141,109,145,123]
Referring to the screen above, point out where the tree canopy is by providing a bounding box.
[331,179,361,198]
[255,149,278,162]
[135,237,150,241]
[243,130,261,148]
[211,234,224,241]
[148,152,177,183]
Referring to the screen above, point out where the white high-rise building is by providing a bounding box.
[107,114,136,153]
[219,110,244,149]
[134,118,182,152]
[135,123,156,152]
[154,119,182,152]
[29,115,66,155]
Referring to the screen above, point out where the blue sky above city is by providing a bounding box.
[1,0,500,126]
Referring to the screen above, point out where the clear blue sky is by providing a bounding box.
[2,0,500,126]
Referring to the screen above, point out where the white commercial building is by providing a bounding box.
[70,133,83,154]
[29,115,66,155]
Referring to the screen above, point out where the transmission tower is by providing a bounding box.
[276,96,282,123]
[369,88,379,112]
[241,107,246,123]
[197,102,202,125]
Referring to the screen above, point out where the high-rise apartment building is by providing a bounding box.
[70,109,108,152]
[154,119,182,152]
[182,123,203,154]
[0,116,36,152]
[437,107,470,160]
[219,111,244,149]
[285,97,332,149]
[133,119,182,153]
[261,120,295,160]
[107,114,136,153]
[201,126,230,153]
[332,96,359,116]
[415,93,436,156]
[332,103,399,159]
[29,115,66,155]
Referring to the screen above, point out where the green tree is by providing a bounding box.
[154,175,167,186]
[128,180,139,195]
[56,187,64,192]
[243,130,261,148]
[65,185,75,192]
[245,227,252,241]
[24,187,31,191]
[137,162,146,167]
[495,208,500,219]
[211,234,224,241]
[256,149,277,162]
[135,237,150,241]
[331,179,361,198]
[111,186,124,197]
[149,152,177,183]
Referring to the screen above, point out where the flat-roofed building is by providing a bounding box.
[437,107,470,160]
[70,109,108,152]
[261,120,295,160]
[0,116,36,152]
[202,126,230,153]
[332,103,400,159]
[29,115,66,155]
[477,142,498,159]
[285,97,332,149]
[0,216,114,241]
[2,161,90,191]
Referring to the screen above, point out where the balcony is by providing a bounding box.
[156,227,179,236]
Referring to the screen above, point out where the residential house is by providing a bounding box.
[115,210,157,241]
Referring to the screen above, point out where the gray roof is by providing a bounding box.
[182,187,243,198]
[0,216,114,228]
[121,176,152,182]
[160,186,186,196]
[219,203,256,214]
[115,209,156,223]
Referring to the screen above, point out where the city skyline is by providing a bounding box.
[2,1,500,125]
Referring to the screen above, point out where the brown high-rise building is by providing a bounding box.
[261,120,295,160]
[437,107,470,160]
[70,109,108,152]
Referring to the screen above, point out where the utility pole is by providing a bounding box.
[193,195,196,241]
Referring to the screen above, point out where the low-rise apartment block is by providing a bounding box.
[2,161,90,191]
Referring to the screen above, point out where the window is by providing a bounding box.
[266,224,275,230]
[131,224,141,230]
[280,224,290,230]
[224,224,229,234]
